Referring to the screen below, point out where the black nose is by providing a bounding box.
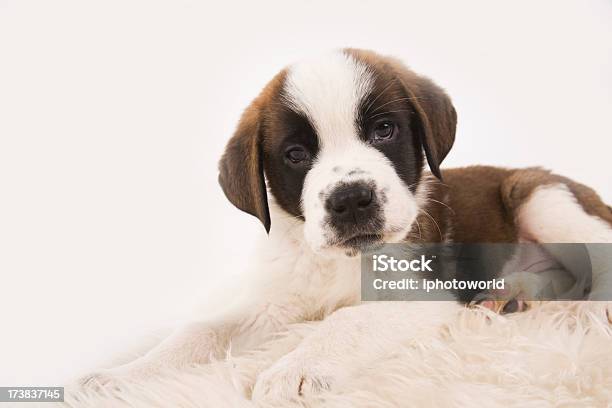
[327,183,375,223]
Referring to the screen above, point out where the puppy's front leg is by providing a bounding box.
[79,320,230,389]
[252,301,462,403]
[79,300,303,389]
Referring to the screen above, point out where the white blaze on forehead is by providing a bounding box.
[283,51,373,149]
[283,52,420,255]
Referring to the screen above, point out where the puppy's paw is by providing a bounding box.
[470,271,542,314]
[252,355,336,404]
[78,369,129,392]
[471,297,532,314]
[77,361,155,392]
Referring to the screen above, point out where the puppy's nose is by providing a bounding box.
[328,183,375,222]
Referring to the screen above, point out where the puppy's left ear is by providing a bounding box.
[218,102,271,233]
[395,66,457,179]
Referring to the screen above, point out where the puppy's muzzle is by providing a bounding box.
[325,181,384,249]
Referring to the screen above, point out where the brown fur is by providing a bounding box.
[420,166,612,245]
[501,167,612,227]
[218,70,288,232]
[346,48,457,179]
[219,49,611,246]
[442,166,519,243]
[217,49,611,315]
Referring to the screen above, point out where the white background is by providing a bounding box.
[1,0,611,385]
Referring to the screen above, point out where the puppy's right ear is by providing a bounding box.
[218,103,270,233]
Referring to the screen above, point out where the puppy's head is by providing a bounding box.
[219,49,456,256]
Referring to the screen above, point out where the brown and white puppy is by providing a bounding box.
[220,48,456,256]
[80,49,612,403]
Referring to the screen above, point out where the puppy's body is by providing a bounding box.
[79,49,612,403]
[441,166,612,244]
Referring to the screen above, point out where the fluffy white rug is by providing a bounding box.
[62,302,612,408]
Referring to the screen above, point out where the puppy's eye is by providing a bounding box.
[285,146,310,164]
[371,121,396,142]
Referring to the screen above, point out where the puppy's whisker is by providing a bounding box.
[367,109,412,120]
[363,78,398,116]
[420,208,443,241]
[415,219,423,241]
[370,96,429,115]
[425,198,455,215]
[369,97,414,114]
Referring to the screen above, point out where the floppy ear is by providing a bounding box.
[218,103,271,232]
[395,67,457,179]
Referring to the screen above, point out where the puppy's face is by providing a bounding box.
[219,49,456,257]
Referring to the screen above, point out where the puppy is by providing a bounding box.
[80,49,612,403]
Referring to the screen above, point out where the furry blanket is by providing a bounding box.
[63,302,612,408]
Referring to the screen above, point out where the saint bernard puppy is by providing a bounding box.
[80,49,612,403]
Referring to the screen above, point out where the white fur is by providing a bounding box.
[301,144,419,255]
[517,184,612,300]
[74,63,612,407]
[285,51,420,255]
[76,202,366,392]
[517,184,612,243]
[75,181,612,404]
[283,51,373,148]
[75,181,612,405]
[67,301,612,407]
